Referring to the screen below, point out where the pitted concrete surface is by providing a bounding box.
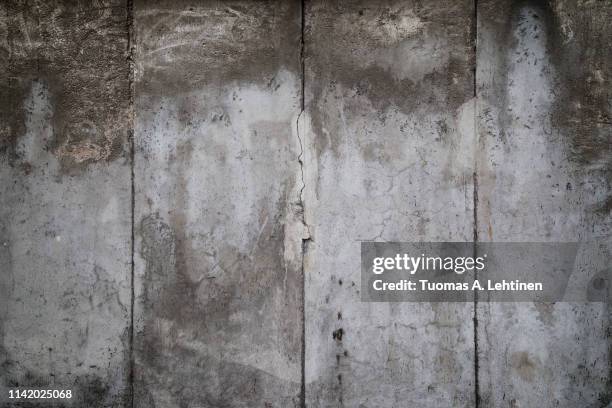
[0,1,610,407]
[303,1,476,406]
[0,1,132,406]
[133,1,304,407]
[477,1,611,406]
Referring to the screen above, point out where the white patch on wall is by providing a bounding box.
[17,80,54,167]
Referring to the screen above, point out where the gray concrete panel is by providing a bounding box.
[0,1,132,406]
[476,1,611,406]
[303,1,477,406]
[133,1,304,407]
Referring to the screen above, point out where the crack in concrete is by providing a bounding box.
[296,0,310,240]
[296,111,310,238]
[298,2,309,407]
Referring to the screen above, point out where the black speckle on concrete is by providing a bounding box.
[332,328,344,342]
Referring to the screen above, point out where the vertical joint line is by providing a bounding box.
[473,172,480,408]
[473,0,478,99]
[299,2,307,408]
[300,0,306,113]
[126,0,135,407]
[472,0,480,407]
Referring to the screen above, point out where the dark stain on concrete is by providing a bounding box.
[587,269,611,302]
[135,0,302,97]
[1,359,124,407]
[545,3,611,171]
[0,1,130,173]
[136,193,302,406]
[133,349,301,408]
[487,0,611,212]
[332,328,344,342]
[306,0,474,160]
[510,351,538,382]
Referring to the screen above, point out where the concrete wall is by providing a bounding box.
[476,1,611,406]
[303,1,476,406]
[1,1,132,406]
[132,1,304,406]
[1,1,610,407]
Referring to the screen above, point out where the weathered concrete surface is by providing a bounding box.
[0,1,132,407]
[303,1,477,406]
[133,1,304,407]
[1,1,610,406]
[476,0,611,406]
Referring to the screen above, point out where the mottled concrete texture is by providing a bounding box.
[0,0,610,407]
[0,1,132,407]
[302,1,476,407]
[133,1,304,407]
[476,1,611,406]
